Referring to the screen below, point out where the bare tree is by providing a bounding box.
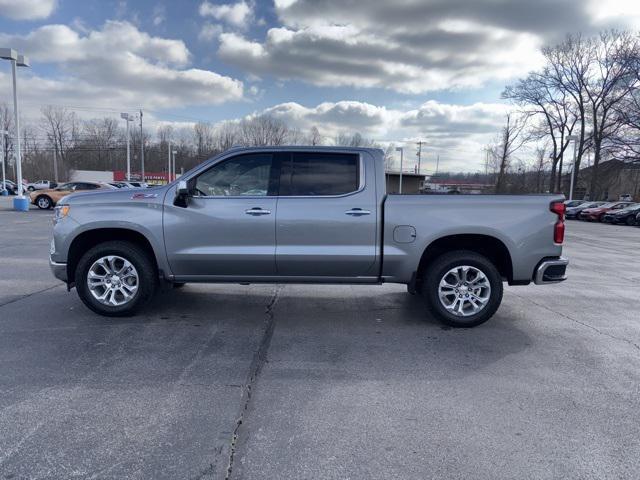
[193,122,215,157]
[493,113,531,193]
[503,70,578,192]
[240,115,288,146]
[307,126,323,146]
[584,31,640,197]
[41,105,76,175]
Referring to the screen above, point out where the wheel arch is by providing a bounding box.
[67,228,159,283]
[416,234,514,288]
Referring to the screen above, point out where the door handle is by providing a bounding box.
[245,207,271,216]
[345,208,371,216]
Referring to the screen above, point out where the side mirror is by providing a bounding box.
[174,180,190,207]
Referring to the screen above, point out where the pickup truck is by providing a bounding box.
[49,147,568,327]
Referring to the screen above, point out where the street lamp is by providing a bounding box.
[567,135,579,200]
[120,113,134,181]
[0,48,30,211]
[395,147,404,194]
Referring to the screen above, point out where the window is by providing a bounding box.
[195,154,272,197]
[280,153,359,196]
[76,183,99,190]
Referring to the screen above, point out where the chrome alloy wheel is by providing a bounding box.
[438,265,491,317]
[37,197,50,209]
[87,255,139,306]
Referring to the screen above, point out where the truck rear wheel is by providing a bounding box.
[75,241,157,317]
[422,250,503,328]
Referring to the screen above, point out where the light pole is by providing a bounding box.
[567,135,579,200]
[139,109,145,182]
[120,113,134,181]
[167,139,172,183]
[1,129,8,196]
[395,147,404,194]
[0,48,30,210]
[172,149,177,181]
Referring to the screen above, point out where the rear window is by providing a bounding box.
[279,153,359,196]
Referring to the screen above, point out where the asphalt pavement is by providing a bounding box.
[0,199,639,479]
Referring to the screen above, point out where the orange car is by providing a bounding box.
[30,181,115,209]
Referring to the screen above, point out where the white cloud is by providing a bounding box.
[0,21,244,111]
[218,0,637,94]
[152,4,166,26]
[199,1,252,28]
[199,23,223,42]
[238,99,508,171]
[0,0,56,20]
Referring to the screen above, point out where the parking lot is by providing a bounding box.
[1,198,639,479]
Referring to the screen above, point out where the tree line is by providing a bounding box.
[0,105,379,183]
[492,30,640,198]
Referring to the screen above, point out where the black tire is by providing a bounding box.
[626,216,635,226]
[422,250,503,328]
[27,186,35,191]
[35,195,52,209]
[75,240,157,317]
[173,282,186,289]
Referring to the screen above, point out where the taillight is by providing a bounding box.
[550,201,565,244]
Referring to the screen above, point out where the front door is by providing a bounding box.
[275,151,378,277]
[164,152,277,277]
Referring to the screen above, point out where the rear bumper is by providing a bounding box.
[534,257,569,285]
[50,258,68,283]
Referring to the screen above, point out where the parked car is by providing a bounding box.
[636,211,640,227]
[30,181,115,209]
[604,203,640,225]
[564,200,586,208]
[48,147,568,328]
[109,181,139,189]
[1,179,28,195]
[565,201,606,220]
[26,180,57,191]
[579,201,634,221]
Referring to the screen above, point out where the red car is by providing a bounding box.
[579,201,634,221]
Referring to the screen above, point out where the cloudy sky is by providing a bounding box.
[1,0,639,171]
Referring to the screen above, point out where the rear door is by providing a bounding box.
[275,151,378,277]
[164,152,278,277]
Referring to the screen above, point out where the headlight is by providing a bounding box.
[53,205,70,223]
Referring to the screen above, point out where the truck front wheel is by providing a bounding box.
[75,241,157,317]
[422,250,503,328]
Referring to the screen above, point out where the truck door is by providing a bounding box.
[163,152,278,276]
[275,151,378,277]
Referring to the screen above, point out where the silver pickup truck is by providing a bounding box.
[49,147,568,327]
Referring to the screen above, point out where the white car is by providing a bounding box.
[26,180,57,191]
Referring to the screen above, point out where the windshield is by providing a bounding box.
[56,183,72,190]
[617,204,639,212]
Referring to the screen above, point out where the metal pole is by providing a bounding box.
[399,148,404,194]
[1,132,5,193]
[569,138,578,200]
[167,140,171,183]
[125,119,131,181]
[139,109,144,182]
[53,146,58,183]
[11,59,23,198]
[172,150,177,181]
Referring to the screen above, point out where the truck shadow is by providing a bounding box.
[142,284,533,379]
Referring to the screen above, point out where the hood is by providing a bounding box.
[582,207,604,214]
[59,185,168,206]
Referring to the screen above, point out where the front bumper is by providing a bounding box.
[50,258,68,283]
[534,257,569,285]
